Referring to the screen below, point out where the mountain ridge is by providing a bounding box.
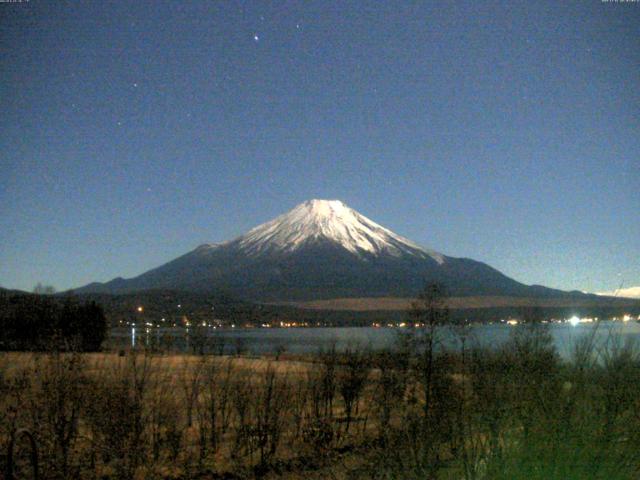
[73,199,586,301]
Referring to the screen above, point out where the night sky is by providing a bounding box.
[1,1,638,295]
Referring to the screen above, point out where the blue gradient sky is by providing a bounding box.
[1,0,638,293]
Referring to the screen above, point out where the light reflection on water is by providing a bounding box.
[111,321,640,358]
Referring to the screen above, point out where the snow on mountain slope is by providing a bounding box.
[596,286,640,299]
[233,199,445,263]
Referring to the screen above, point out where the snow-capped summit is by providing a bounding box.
[235,199,445,263]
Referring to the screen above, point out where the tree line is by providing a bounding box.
[0,292,108,351]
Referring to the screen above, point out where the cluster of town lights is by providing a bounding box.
[125,305,638,329]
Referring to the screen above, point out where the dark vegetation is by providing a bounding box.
[1,284,639,479]
[0,292,107,352]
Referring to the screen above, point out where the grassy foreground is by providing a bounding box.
[1,323,640,479]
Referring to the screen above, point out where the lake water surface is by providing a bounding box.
[110,320,640,358]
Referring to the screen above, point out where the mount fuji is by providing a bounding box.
[75,199,577,301]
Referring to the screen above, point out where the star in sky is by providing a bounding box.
[253,34,259,42]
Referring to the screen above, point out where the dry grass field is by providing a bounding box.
[277,295,640,311]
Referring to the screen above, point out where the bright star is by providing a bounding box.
[253,34,259,42]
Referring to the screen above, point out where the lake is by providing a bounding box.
[110,320,640,358]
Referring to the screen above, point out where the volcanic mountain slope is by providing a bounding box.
[75,199,578,301]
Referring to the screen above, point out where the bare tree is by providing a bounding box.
[179,356,206,428]
[337,346,369,435]
[406,282,453,477]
